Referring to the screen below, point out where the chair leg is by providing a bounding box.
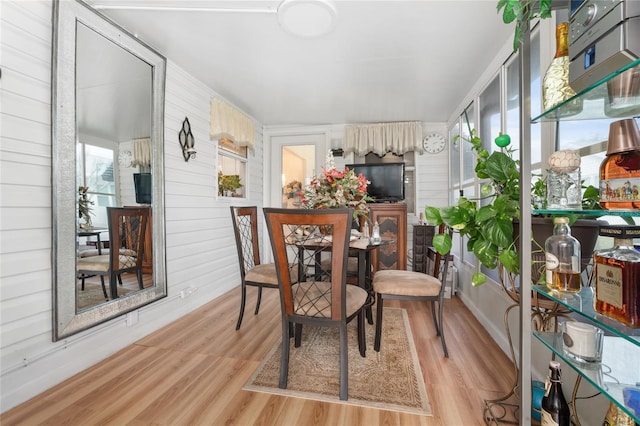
[136,269,144,290]
[437,299,449,358]
[358,311,366,357]
[374,294,384,352]
[279,319,291,390]
[118,274,124,286]
[294,324,303,347]
[99,276,108,299]
[339,322,348,401]
[254,287,263,314]
[431,300,440,336]
[235,282,247,330]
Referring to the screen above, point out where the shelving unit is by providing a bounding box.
[526,56,640,423]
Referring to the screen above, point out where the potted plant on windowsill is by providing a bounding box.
[218,172,243,197]
[424,131,604,293]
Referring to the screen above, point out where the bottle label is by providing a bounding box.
[546,253,559,285]
[541,408,560,426]
[600,177,640,203]
[596,263,623,308]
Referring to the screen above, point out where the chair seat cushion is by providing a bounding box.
[293,281,368,318]
[245,263,279,285]
[373,270,441,297]
[77,254,137,272]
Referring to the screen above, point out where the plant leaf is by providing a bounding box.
[498,248,519,275]
[424,206,442,225]
[472,272,487,287]
[432,233,452,255]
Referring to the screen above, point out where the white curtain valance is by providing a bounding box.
[210,97,255,150]
[131,138,151,168]
[343,121,423,156]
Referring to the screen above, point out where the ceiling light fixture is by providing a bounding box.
[277,0,337,38]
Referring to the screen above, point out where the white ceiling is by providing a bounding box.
[86,0,514,126]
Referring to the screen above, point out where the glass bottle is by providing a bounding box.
[371,221,381,244]
[599,119,640,210]
[594,225,640,328]
[603,401,638,426]
[541,361,571,426]
[542,22,583,115]
[545,217,581,293]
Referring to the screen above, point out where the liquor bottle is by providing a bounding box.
[594,225,640,328]
[599,119,640,210]
[545,217,581,293]
[603,401,639,426]
[541,361,571,426]
[542,22,582,115]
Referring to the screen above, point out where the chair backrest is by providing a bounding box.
[107,206,149,271]
[263,208,353,321]
[432,224,453,293]
[230,206,263,280]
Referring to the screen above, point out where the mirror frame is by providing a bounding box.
[52,0,167,340]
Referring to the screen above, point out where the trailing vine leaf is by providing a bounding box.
[497,0,553,51]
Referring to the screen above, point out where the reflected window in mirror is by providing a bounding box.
[77,142,117,228]
[218,138,247,198]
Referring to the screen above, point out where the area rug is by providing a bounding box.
[243,307,431,415]
[77,282,133,310]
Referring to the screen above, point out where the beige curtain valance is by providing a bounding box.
[131,138,151,168]
[210,97,255,150]
[343,121,423,156]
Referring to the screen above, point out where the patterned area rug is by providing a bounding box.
[243,307,431,415]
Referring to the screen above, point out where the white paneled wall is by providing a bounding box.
[0,0,262,411]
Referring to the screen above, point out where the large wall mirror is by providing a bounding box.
[52,0,167,340]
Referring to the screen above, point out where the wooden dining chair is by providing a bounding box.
[373,225,453,357]
[263,207,371,401]
[230,206,281,330]
[77,207,149,300]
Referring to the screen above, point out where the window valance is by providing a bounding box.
[343,121,423,156]
[131,138,151,168]
[210,97,255,150]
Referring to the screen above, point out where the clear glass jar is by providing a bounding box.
[545,217,581,293]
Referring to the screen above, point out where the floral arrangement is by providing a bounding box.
[301,151,372,219]
[284,180,303,199]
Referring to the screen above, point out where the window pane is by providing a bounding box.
[479,74,501,153]
[218,154,247,198]
[84,145,115,195]
[282,145,314,208]
[87,193,116,228]
[462,103,476,183]
[450,121,461,188]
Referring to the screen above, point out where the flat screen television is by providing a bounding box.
[133,173,152,204]
[346,163,405,202]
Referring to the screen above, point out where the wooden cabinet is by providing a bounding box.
[368,203,407,272]
[412,224,435,273]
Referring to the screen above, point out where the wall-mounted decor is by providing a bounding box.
[179,117,196,161]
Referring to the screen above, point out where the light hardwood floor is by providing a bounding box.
[1,287,515,425]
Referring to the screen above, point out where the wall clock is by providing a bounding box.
[423,133,446,154]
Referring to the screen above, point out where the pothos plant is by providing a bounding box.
[425,131,603,287]
[497,0,553,51]
[425,131,521,287]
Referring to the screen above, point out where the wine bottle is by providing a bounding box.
[542,22,582,115]
[541,361,571,426]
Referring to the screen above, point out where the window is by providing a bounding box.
[77,142,117,228]
[218,138,248,198]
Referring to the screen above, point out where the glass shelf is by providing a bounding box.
[533,209,640,217]
[533,285,640,345]
[534,331,640,423]
[532,58,640,122]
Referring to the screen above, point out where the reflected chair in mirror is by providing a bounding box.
[373,225,453,357]
[263,208,371,401]
[230,206,280,330]
[77,207,149,300]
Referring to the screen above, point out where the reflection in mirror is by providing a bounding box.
[75,23,153,311]
[53,0,166,340]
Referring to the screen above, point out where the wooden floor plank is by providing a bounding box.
[1,287,514,425]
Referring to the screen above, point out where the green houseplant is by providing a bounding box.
[218,172,243,196]
[497,0,553,52]
[424,131,602,287]
[78,185,94,228]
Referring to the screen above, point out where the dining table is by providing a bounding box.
[294,233,393,324]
